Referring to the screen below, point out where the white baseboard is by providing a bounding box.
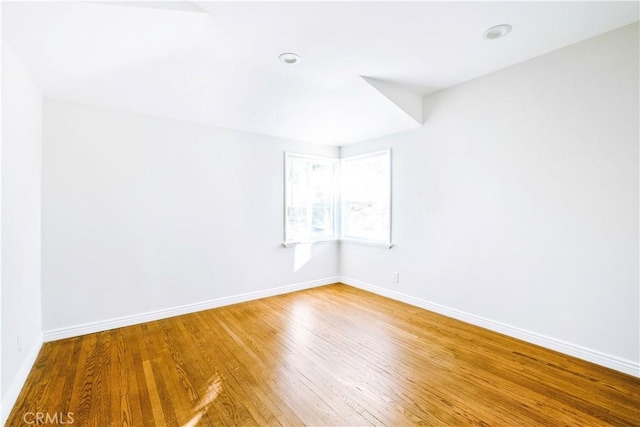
[1,333,44,426]
[339,276,640,378]
[43,277,339,342]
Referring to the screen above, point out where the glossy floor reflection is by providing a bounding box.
[7,284,640,426]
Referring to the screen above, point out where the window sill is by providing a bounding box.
[340,238,394,249]
[282,239,340,248]
[282,239,393,249]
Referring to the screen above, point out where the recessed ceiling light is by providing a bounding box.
[279,53,300,65]
[484,24,512,40]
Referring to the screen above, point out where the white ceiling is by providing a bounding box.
[3,1,638,145]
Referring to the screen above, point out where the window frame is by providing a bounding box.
[283,149,392,249]
[339,149,392,247]
[283,152,340,246]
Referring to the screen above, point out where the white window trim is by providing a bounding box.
[283,152,339,246]
[339,149,392,248]
[281,239,340,248]
[339,238,394,249]
[283,149,393,249]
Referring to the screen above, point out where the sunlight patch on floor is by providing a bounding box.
[182,373,222,427]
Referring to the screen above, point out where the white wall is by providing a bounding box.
[1,40,43,418]
[341,23,639,372]
[42,99,339,333]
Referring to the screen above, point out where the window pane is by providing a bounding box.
[341,150,391,243]
[285,154,337,243]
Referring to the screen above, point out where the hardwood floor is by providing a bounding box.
[7,284,640,426]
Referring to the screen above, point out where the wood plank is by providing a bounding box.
[6,284,640,426]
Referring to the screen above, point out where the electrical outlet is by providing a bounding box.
[392,272,399,283]
[17,335,22,354]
